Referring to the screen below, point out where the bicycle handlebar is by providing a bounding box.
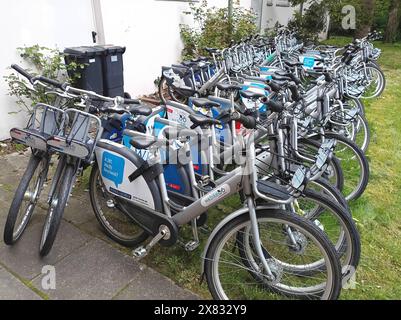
[263,99,285,114]
[32,75,66,90]
[11,64,141,106]
[231,111,257,130]
[11,64,34,83]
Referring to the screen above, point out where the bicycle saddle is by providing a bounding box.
[204,47,219,53]
[266,80,282,93]
[271,74,292,82]
[274,71,301,85]
[240,91,265,100]
[180,61,200,69]
[216,83,243,92]
[192,98,220,109]
[262,99,285,113]
[191,56,208,63]
[162,66,189,78]
[189,114,221,129]
[283,59,303,67]
[129,134,159,150]
[128,105,152,117]
[163,127,197,141]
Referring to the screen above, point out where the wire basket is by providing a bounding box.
[47,109,102,161]
[10,103,65,152]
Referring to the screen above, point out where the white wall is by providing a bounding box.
[256,0,299,31]
[254,0,329,39]
[100,0,252,97]
[0,0,254,140]
[0,0,95,140]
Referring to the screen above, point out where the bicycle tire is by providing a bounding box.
[89,163,159,247]
[205,209,342,300]
[4,153,47,245]
[324,132,370,201]
[297,138,345,192]
[39,163,75,257]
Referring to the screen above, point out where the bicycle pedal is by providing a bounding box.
[132,226,170,261]
[133,246,148,261]
[185,240,200,252]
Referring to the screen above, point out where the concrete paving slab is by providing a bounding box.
[0,199,9,226]
[0,151,200,300]
[114,266,200,300]
[63,194,95,226]
[0,266,42,300]
[0,220,92,280]
[0,152,31,192]
[32,238,141,300]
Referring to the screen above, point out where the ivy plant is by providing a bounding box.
[4,45,84,113]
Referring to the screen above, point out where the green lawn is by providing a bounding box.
[139,38,401,299]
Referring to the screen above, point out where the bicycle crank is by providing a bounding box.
[133,225,171,261]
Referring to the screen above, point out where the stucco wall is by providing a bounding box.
[0,0,95,140]
[0,0,253,140]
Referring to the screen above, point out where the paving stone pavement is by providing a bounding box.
[0,152,199,300]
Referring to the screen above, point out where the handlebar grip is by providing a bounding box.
[100,107,127,115]
[313,67,324,72]
[288,73,301,85]
[266,80,281,93]
[33,76,64,89]
[288,83,302,102]
[324,72,333,83]
[11,64,34,82]
[264,99,285,113]
[231,112,257,130]
[123,98,141,105]
[343,55,353,65]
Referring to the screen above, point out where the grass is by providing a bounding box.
[138,37,401,300]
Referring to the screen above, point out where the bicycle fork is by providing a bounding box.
[246,197,275,280]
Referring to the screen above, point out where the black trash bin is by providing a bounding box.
[64,46,105,95]
[95,45,126,97]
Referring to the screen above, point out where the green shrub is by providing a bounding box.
[180,0,257,60]
[3,45,84,113]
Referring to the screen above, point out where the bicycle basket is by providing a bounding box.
[10,103,65,152]
[47,109,102,160]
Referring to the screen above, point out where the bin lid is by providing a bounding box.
[95,45,126,55]
[64,46,106,58]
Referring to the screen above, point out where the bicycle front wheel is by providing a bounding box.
[4,152,49,245]
[39,163,75,257]
[324,132,370,201]
[204,210,342,300]
[358,64,386,99]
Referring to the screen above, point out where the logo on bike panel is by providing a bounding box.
[303,57,315,69]
[102,152,125,188]
[201,184,230,207]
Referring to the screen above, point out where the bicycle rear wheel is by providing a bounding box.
[158,76,189,104]
[89,163,150,247]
